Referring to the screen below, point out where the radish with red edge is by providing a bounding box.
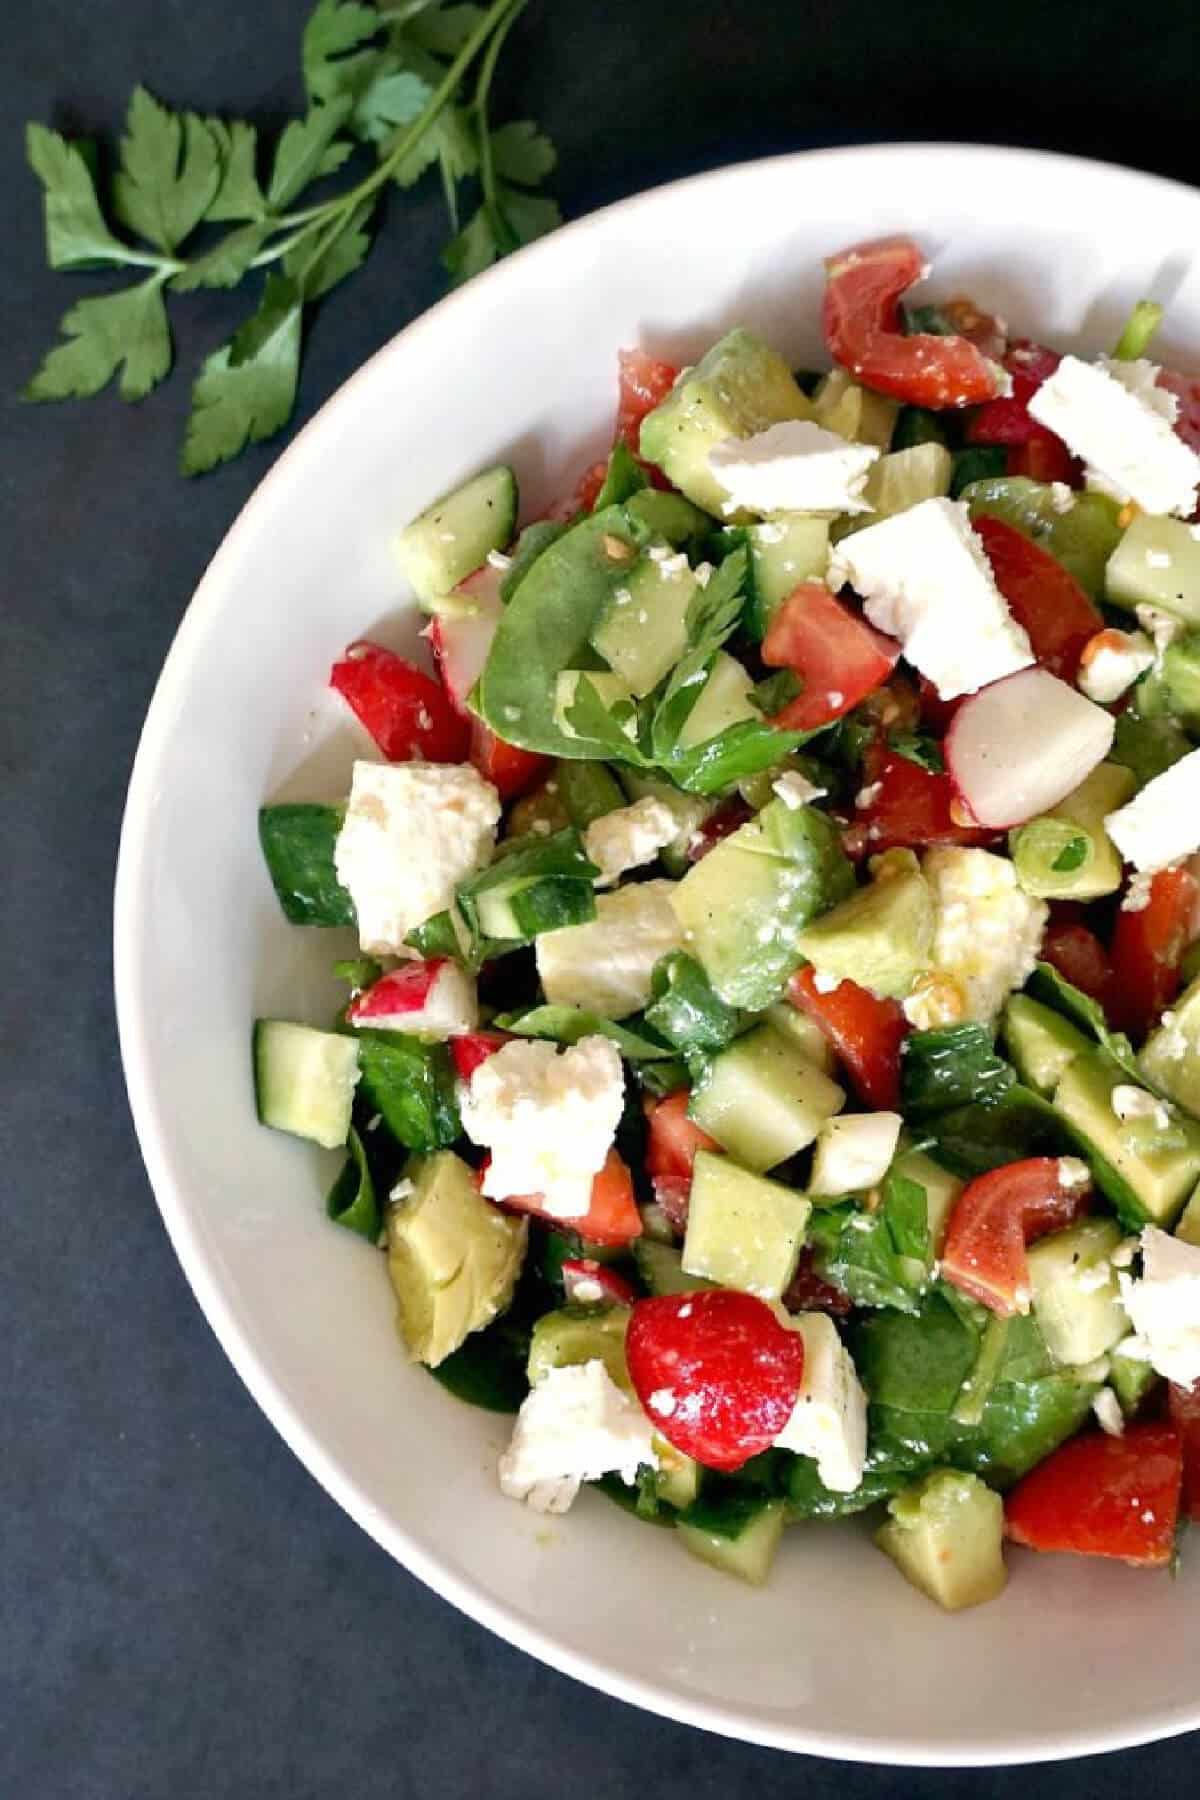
[429,566,505,717]
[347,959,477,1038]
[945,667,1114,829]
[562,1259,637,1307]
[626,1290,804,1471]
[449,1029,510,1080]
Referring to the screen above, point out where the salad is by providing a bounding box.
[254,235,1200,1611]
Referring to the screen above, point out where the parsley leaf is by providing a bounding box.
[204,120,266,223]
[489,119,556,184]
[172,222,269,292]
[113,87,220,253]
[889,731,944,775]
[182,274,302,474]
[408,4,488,54]
[267,101,354,209]
[302,0,383,102]
[24,273,172,402]
[284,196,376,300]
[26,124,133,270]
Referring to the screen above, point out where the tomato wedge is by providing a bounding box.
[973,515,1102,682]
[942,1157,1092,1316]
[1158,368,1200,458]
[330,640,470,763]
[1167,1382,1200,1523]
[502,1147,643,1248]
[626,1290,805,1471]
[854,744,997,855]
[645,1089,721,1182]
[685,795,752,863]
[1109,867,1199,1042]
[967,339,1062,445]
[1005,1423,1183,1567]
[1007,430,1080,487]
[822,236,1006,409]
[762,583,900,731]
[616,348,678,449]
[1040,917,1113,1011]
[782,1247,853,1318]
[787,966,908,1111]
[467,715,551,803]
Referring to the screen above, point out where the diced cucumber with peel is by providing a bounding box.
[526,1305,631,1392]
[590,550,695,695]
[1002,995,1090,1097]
[654,1439,702,1510]
[1106,513,1200,624]
[1141,973,1200,1120]
[1109,1344,1161,1415]
[632,1237,715,1297]
[395,466,518,606]
[875,1469,1006,1612]
[1053,1051,1200,1228]
[253,1021,360,1150]
[690,1025,844,1172]
[676,1495,787,1586]
[676,651,758,750]
[682,1151,812,1298]
[1027,1218,1129,1367]
[743,515,831,638]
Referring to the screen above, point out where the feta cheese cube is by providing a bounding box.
[498,1359,659,1513]
[1076,628,1156,704]
[1028,355,1200,518]
[584,797,678,888]
[809,1112,903,1196]
[828,497,1034,700]
[1118,1226,1200,1389]
[915,847,1047,1024]
[709,419,880,516]
[1104,746,1200,871]
[334,760,500,955]
[772,771,827,810]
[536,879,685,1019]
[774,1312,867,1492]
[460,1036,624,1220]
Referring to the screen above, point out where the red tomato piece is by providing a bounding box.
[561,1258,638,1308]
[1005,1423,1183,1567]
[1167,1382,1200,1523]
[973,515,1102,682]
[330,640,470,763]
[1007,429,1081,487]
[781,1247,853,1318]
[1109,867,1199,1041]
[617,348,679,449]
[762,583,900,731]
[787,966,908,1111]
[940,297,1008,362]
[1040,919,1113,1011]
[822,236,1006,409]
[942,1157,1092,1317]
[854,745,997,855]
[448,1030,511,1081]
[967,339,1063,447]
[467,715,551,803]
[626,1290,805,1472]
[1157,368,1200,458]
[503,1147,642,1248]
[685,795,752,863]
[644,1089,721,1183]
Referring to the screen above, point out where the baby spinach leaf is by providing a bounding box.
[325,1124,380,1240]
[1025,960,1148,1089]
[354,1031,461,1150]
[644,952,743,1061]
[491,1004,677,1062]
[900,1024,1016,1118]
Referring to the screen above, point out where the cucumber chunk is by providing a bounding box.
[1002,995,1090,1096]
[1141,973,1200,1119]
[676,1494,787,1585]
[526,1304,631,1391]
[690,1025,844,1172]
[632,1237,715,1297]
[675,650,758,750]
[590,549,695,696]
[1107,512,1200,623]
[395,466,518,606]
[683,1151,812,1299]
[741,514,831,639]
[1053,1050,1200,1228]
[259,804,355,927]
[875,1469,1006,1612]
[1027,1217,1129,1367]
[253,1020,360,1149]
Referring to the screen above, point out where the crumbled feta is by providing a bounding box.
[460,1036,624,1219]
[334,760,500,955]
[809,1112,903,1196]
[811,969,842,995]
[773,1312,868,1492]
[539,880,685,1019]
[1105,748,1200,871]
[1058,1157,1092,1192]
[1118,1227,1200,1389]
[486,549,513,571]
[498,1360,658,1513]
[1049,481,1076,514]
[828,497,1034,700]
[584,798,678,888]
[1121,870,1156,913]
[1028,355,1200,518]
[1092,1387,1125,1437]
[388,1178,414,1205]
[1111,1084,1171,1130]
[1077,629,1155,704]
[709,419,880,516]
[919,847,1048,1023]
[772,771,827,811]
[1136,603,1182,659]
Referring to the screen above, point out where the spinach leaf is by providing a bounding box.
[854,1289,978,1413]
[784,1451,916,1522]
[491,1003,677,1062]
[649,548,749,756]
[809,1172,932,1315]
[900,1024,1017,1118]
[662,716,819,797]
[324,1125,380,1242]
[644,951,743,1063]
[1026,960,1148,1088]
[258,803,354,927]
[591,440,647,511]
[500,519,570,602]
[354,1031,461,1151]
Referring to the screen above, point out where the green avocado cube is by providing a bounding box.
[876,1469,1007,1612]
[682,1151,812,1299]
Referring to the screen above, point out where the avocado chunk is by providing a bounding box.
[1026,1217,1130,1366]
[1002,994,1091,1096]
[675,1493,787,1586]
[812,367,899,448]
[590,548,695,696]
[690,1025,844,1172]
[794,849,934,1000]
[675,650,758,749]
[527,1303,632,1391]
[682,1151,812,1298]
[639,327,815,515]
[1158,632,1200,730]
[670,797,854,1011]
[1107,512,1200,624]
[386,1151,527,1367]
[1177,1181,1200,1248]
[1053,1051,1200,1227]
[1141,973,1200,1119]
[765,1002,836,1072]
[875,1469,1007,1612]
[1109,1342,1161,1415]
[1009,762,1136,901]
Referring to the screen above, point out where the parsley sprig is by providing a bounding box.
[22,0,559,474]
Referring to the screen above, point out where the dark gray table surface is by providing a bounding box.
[5,3,1199,1794]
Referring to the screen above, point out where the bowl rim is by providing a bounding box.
[115,139,1200,1766]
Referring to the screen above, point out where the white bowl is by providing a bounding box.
[115,143,1200,1765]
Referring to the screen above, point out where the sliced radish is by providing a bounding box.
[429,565,505,716]
[449,1029,511,1079]
[347,959,478,1038]
[561,1258,638,1307]
[945,667,1115,829]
